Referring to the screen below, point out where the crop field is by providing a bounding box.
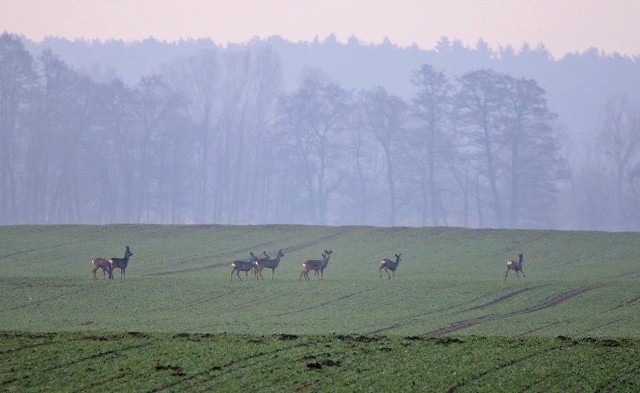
[1,224,639,391]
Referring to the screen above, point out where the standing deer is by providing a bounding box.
[504,253,525,280]
[91,257,113,280]
[379,253,401,279]
[109,246,133,279]
[231,253,258,281]
[250,251,270,278]
[255,249,285,280]
[300,250,333,281]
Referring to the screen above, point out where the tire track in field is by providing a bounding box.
[425,285,601,336]
[0,340,55,355]
[150,288,242,312]
[485,231,552,259]
[283,226,367,253]
[521,293,638,336]
[275,289,371,317]
[446,344,566,393]
[144,233,302,276]
[593,362,640,392]
[145,227,361,277]
[1,338,152,389]
[459,286,544,313]
[147,338,316,392]
[551,235,638,270]
[0,281,111,313]
[610,296,640,311]
[42,342,153,372]
[0,237,103,261]
[368,286,542,335]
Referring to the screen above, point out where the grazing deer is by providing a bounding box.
[504,253,525,280]
[91,257,113,280]
[300,250,332,281]
[231,253,258,281]
[255,249,285,280]
[109,246,133,279]
[379,253,401,279]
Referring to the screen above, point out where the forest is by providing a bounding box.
[1,32,639,230]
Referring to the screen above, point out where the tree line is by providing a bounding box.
[2,32,639,229]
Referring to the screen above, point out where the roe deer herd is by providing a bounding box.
[92,244,527,282]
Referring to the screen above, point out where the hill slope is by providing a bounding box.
[1,225,638,337]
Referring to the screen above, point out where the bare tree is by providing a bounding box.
[164,49,220,223]
[411,65,453,226]
[456,70,566,228]
[500,76,566,227]
[596,96,640,229]
[359,86,407,226]
[28,50,88,223]
[276,71,351,224]
[455,69,507,226]
[0,32,35,223]
[133,75,194,223]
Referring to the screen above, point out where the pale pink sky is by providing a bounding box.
[2,0,639,58]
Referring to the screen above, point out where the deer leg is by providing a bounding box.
[271,269,275,281]
[521,269,525,278]
[504,268,509,280]
[379,266,384,278]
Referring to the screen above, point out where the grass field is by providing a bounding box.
[1,224,639,391]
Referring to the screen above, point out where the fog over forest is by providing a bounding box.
[2,32,640,230]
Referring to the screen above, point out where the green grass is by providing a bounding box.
[1,332,638,392]
[1,224,639,391]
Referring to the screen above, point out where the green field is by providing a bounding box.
[1,225,639,391]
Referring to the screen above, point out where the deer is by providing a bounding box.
[300,250,333,281]
[251,251,270,278]
[109,246,133,279]
[255,249,285,280]
[231,253,258,281]
[91,257,113,280]
[504,253,525,280]
[379,253,401,279]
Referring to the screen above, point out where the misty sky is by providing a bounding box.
[2,0,639,58]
